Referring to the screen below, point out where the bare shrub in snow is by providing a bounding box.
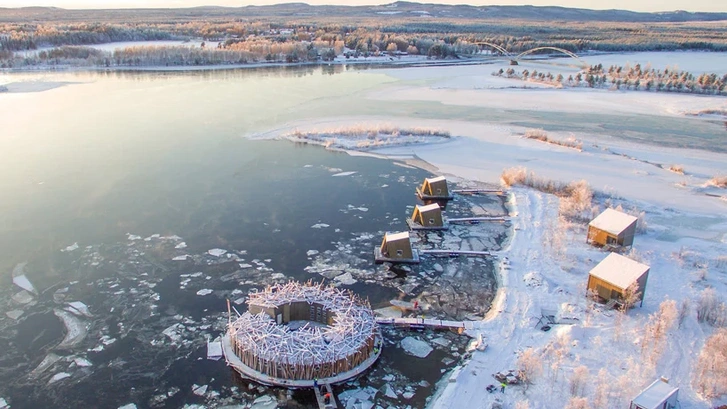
[620,281,642,312]
[569,365,590,397]
[697,288,727,327]
[592,368,610,409]
[707,175,727,188]
[565,396,591,409]
[515,400,530,409]
[517,347,542,388]
[641,299,677,365]
[694,328,727,398]
[500,167,592,220]
[542,332,571,384]
[668,164,684,174]
[524,128,583,151]
[678,298,690,328]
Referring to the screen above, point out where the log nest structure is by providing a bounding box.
[224,281,381,387]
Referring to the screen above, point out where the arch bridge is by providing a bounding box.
[473,43,588,68]
[514,47,588,68]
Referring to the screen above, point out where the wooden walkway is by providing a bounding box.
[313,383,338,409]
[451,188,503,195]
[447,216,508,224]
[419,249,492,258]
[376,317,474,333]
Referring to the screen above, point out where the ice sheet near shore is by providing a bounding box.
[248,62,727,408]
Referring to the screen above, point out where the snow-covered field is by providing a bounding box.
[13,40,215,58]
[256,58,727,408]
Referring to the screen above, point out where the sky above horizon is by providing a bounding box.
[0,0,724,13]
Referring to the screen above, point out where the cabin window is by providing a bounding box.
[436,188,442,194]
[429,218,435,225]
[606,236,617,245]
[396,249,404,256]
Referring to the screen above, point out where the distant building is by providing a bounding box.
[408,203,446,230]
[630,378,679,409]
[416,176,453,200]
[374,232,420,264]
[587,253,649,308]
[587,208,637,248]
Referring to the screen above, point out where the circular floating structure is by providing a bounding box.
[222,281,382,388]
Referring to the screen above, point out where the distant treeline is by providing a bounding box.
[2,18,727,55]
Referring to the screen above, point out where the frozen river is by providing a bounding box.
[0,51,725,408]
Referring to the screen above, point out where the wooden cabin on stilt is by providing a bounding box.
[374,232,420,264]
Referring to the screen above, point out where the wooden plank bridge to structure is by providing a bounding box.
[451,188,504,195]
[313,383,338,409]
[447,216,509,224]
[376,317,475,334]
[419,249,493,258]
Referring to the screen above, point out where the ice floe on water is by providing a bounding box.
[48,372,71,384]
[332,171,357,177]
[67,301,92,317]
[54,309,87,350]
[207,248,227,257]
[196,289,213,296]
[173,255,190,261]
[0,398,8,409]
[73,357,92,367]
[310,223,330,229]
[62,242,79,252]
[400,336,433,358]
[175,242,187,249]
[118,404,137,409]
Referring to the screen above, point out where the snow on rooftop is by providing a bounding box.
[589,253,650,290]
[417,203,441,212]
[631,379,678,409]
[386,231,410,242]
[427,176,446,183]
[589,208,637,236]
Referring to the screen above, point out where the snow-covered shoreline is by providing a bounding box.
[246,62,727,407]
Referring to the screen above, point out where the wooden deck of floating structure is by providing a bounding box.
[314,383,338,409]
[419,249,492,258]
[406,218,449,231]
[374,247,421,264]
[376,317,475,333]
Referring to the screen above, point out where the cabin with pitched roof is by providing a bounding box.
[407,203,447,230]
[587,252,649,308]
[587,208,638,248]
[374,232,420,264]
[416,176,453,200]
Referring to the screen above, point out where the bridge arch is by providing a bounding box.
[515,47,587,67]
[473,42,512,57]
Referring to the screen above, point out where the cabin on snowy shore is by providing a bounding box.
[587,208,637,248]
[374,231,420,264]
[587,252,649,308]
[629,378,679,409]
[416,176,453,200]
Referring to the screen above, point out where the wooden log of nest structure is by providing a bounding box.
[222,281,382,388]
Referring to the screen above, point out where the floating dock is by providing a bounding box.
[416,187,454,201]
[374,247,421,264]
[406,218,449,231]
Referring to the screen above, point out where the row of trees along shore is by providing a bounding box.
[494,64,727,96]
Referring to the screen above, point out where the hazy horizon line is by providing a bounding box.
[0,2,723,14]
